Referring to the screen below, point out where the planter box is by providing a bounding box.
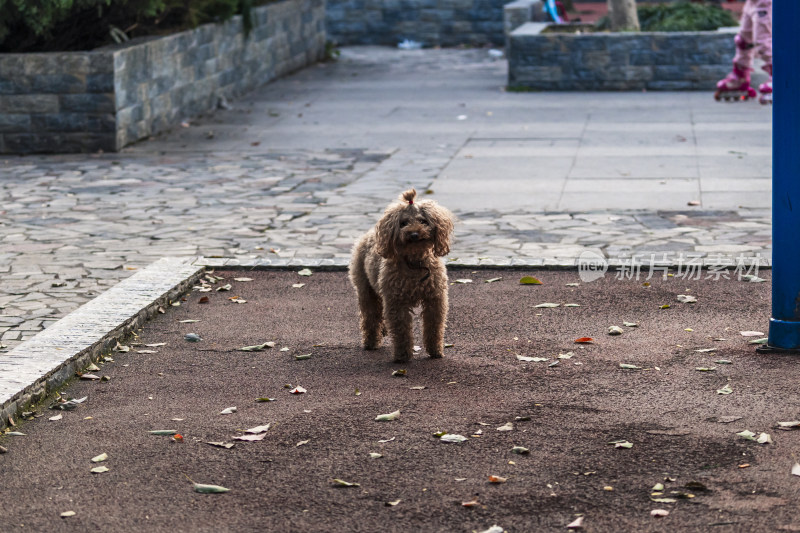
[0,0,326,154]
[508,22,736,91]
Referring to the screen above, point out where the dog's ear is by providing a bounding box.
[374,208,400,259]
[422,202,455,257]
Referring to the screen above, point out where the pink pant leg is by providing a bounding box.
[733,0,772,70]
[752,0,772,66]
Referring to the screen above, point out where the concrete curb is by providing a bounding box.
[0,257,205,429]
[1,254,772,429]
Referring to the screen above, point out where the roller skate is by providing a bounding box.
[758,81,772,105]
[714,64,757,102]
[758,64,772,105]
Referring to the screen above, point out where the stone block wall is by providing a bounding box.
[508,23,734,90]
[327,0,510,47]
[0,53,116,153]
[0,0,326,154]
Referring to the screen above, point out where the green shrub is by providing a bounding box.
[0,0,264,52]
[595,1,739,33]
[638,1,739,32]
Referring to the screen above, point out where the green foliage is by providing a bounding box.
[0,0,259,52]
[0,0,108,41]
[323,41,341,62]
[637,1,739,32]
[595,1,738,33]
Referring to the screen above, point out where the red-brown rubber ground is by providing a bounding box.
[2,269,798,532]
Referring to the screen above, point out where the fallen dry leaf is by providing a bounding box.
[375,410,400,422]
[566,516,585,529]
[206,441,235,449]
[331,478,360,487]
[440,434,468,443]
[516,355,548,362]
[717,384,733,395]
[245,424,271,434]
[193,483,230,493]
[233,433,267,442]
[240,342,276,352]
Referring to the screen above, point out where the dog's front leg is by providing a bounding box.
[359,287,385,349]
[422,294,447,358]
[385,305,414,363]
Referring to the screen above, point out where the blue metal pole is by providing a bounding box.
[768,0,800,349]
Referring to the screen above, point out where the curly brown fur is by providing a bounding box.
[349,189,455,363]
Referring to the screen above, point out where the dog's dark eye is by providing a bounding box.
[420,219,429,226]
[399,220,409,228]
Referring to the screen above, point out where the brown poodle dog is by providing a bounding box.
[349,189,455,363]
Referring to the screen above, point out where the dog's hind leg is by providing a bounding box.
[385,306,414,363]
[422,295,447,358]
[358,285,385,350]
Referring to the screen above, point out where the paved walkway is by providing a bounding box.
[0,46,772,350]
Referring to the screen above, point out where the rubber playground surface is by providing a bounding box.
[2,268,799,532]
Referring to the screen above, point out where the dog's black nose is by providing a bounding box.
[409,232,420,241]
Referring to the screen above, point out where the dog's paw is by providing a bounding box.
[393,352,411,363]
[428,351,443,359]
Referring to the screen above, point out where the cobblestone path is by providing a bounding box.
[0,47,772,350]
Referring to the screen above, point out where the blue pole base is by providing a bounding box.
[767,318,800,350]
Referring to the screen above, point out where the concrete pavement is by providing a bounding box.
[0,46,772,353]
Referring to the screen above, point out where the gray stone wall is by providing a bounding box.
[508,23,734,91]
[0,0,326,154]
[0,53,116,153]
[327,0,510,47]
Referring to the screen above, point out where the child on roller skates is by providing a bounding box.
[714,0,772,104]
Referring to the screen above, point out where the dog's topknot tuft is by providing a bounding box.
[401,188,417,205]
